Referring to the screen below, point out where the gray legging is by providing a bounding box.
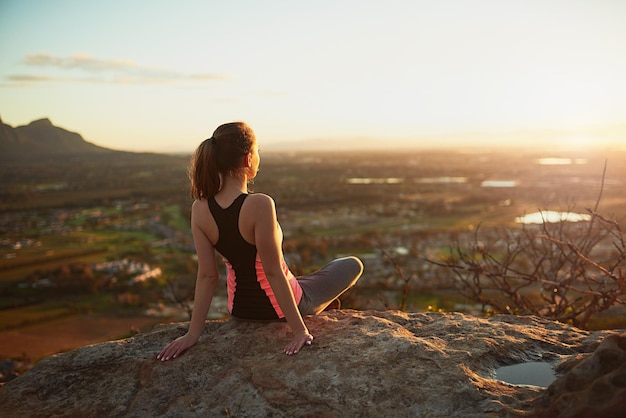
[297,256,363,315]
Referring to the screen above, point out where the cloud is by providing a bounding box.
[4,53,230,86]
[7,75,60,82]
[25,53,137,72]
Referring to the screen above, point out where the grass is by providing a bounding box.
[587,309,626,331]
[0,289,147,332]
[0,303,75,331]
[0,251,110,284]
[0,223,164,288]
[402,293,443,310]
[162,204,189,232]
[0,215,170,341]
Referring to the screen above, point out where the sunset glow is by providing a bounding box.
[1,0,625,152]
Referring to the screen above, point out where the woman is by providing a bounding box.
[157,122,363,360]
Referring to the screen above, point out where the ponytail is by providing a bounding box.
[189,139,220,199]
[189,122,256,200]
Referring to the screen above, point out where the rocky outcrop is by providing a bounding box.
[532,331,626,417]
[0,310,621,417]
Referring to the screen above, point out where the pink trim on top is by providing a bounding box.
[225,256,302,319]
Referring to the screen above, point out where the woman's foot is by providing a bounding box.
[323,298,341,311]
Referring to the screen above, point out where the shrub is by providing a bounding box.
[429,166,625,329]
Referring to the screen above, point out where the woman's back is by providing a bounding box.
[205,192,301,320]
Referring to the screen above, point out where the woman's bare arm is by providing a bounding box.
[252,194,313,355]
[157,200,219,361]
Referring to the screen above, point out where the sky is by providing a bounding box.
[1,0,625,152]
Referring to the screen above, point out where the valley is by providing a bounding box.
[1,147,626,365]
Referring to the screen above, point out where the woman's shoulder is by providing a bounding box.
[191,198,208,210]
[246,193,275,206]
[245,193,276,216]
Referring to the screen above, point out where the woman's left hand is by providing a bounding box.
[284,330,313,356]
[157,332,199,361]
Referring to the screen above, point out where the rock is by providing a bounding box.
[532,331,626,417]
[0,310,620,417]
[0,360,18,383]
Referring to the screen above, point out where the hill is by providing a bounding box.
[0,116,190,210]
[0,116,134,162]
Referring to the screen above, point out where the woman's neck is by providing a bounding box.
[220,173,248,196]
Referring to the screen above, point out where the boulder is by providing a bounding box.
[0,310,621,417]
[532,331,626,417]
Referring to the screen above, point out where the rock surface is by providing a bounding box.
[0,310,621,417]
[532,331,626,417]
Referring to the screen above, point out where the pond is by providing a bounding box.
[536,158,588,165]
[481,180,517,188]
[494,361,556,387]
[346,177,404,184]
[515,211,591,224]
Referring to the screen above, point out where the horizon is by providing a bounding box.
[5,116,626,155]
[1,1,625,153]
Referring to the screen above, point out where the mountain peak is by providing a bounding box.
[28,118,53,127]
[0,118,117,161]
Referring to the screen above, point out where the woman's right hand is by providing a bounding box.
[284,330,313,356]
[157,333,199,361]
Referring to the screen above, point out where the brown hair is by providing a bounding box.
[189,122,256,200]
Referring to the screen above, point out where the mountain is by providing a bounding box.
[0,116,126,162]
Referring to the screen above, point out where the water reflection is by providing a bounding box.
[414,177,467,184]
[347,177,469,185]
[495,361,556,387]
[481,180,517,188]
[347,178,403,184]
[536,158,588,165]
[515,211,591,224]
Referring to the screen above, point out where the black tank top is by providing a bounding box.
[208,194,279,320]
